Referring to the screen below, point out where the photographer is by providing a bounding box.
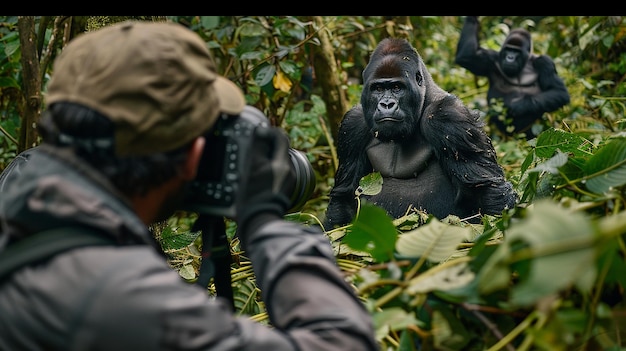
[0,21,378,350]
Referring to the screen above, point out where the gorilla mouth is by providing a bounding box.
[376,116,402,123]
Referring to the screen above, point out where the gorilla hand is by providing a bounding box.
[506,95,537,117]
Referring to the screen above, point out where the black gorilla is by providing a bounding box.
[323,38,517,229]
[455,16,570,139]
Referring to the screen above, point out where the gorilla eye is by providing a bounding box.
[392,84,402,94]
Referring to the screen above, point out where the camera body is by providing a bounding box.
[184,105,315,218]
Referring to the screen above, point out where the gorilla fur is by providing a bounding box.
[324,37,517,229]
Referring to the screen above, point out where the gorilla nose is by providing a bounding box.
[379,101,397,112]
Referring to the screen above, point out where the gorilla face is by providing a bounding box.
[369,79,406,119]
[499,28,532,78]
[499,46,527,77]
[363,77,414,141]
[361,47,426,142]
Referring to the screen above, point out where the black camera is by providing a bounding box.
[183,105,316,218]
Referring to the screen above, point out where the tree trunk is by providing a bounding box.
[310,16,348,170]
[17,16,42,152]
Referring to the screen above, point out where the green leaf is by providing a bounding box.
[477,242,513,295]
[358,172,383,196]
[372,307,421,338]
[395,219,472,262]
[159,229,200,251]
[236,36,264,59]
[343,202,397,262]
[199,16,220,29]
[254,65,276,87]
[480,200,597,307]
[583,137,626,194]
[178,264,196,280]
[534,128,591,159]
[406,261,475,294]
[528,149,568,174]
[0,76,19,88]
[278,60,298,77]
[432,306,470,350]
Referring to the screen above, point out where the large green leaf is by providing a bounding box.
[534,128,591,159]
[395,219,472,262]
[343,202,397,262]
[583,137,626,194]
[478,200,597,307]
[406,261,475,294]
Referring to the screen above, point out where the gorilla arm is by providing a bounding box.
[421,95,517,215]
[455,16,499,77]
[506,55,570,118]
[324,105,374,229]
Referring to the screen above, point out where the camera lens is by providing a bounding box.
[287,148,316,213]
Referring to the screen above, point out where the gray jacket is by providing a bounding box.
[0,145,378,350]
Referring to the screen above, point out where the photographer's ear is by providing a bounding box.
[182,136,206,181]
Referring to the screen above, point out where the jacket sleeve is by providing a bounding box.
[64,241,377,351]
[243,217,379,351]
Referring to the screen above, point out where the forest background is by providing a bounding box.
[1,16,626,350]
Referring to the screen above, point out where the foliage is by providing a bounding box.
[2,16,626,350]
[0,16,21,168]
[342,130,626,349]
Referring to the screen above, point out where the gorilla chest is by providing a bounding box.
[492,61,540,96]
[366,138,434,178]
[363,138,458,220]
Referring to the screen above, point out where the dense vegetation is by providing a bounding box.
[2,16,626,350]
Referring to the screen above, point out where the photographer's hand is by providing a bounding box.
[235,126,295,248]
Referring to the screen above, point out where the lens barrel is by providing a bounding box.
[287,148,316,213]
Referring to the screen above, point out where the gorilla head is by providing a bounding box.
[499,28,531,77]
[360,38,434,142]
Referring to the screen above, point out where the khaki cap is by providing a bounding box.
[46,20,245,156]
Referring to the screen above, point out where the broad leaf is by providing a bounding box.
[583,137,626,194]
[344,202,397,262]
[406,261,475,294]
[478,200,597,307]
[528,149,569,174]
[534,128,591,159]
[395,219,472,262]
[254,64,276,87]
[160,228,200,251]
[372,307,421,341]
[178,264,196,280]
[358,172,383,196]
